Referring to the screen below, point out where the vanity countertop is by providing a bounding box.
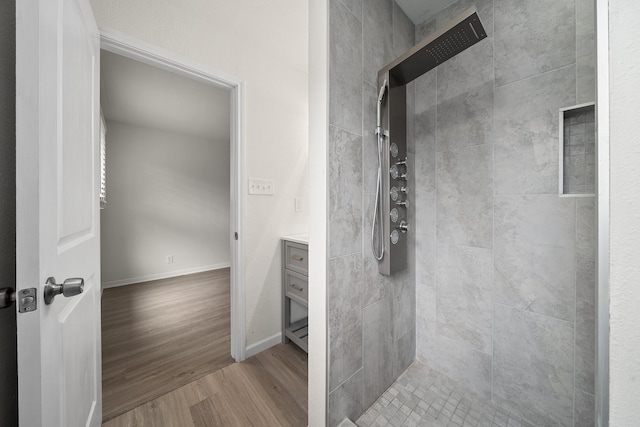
[281,233,309,245]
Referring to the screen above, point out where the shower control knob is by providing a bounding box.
[396,200,408,208]
[390,143,399,158]
[389,164,399,180]
[400,186,408,194]
[390,187,399,201]
[390,208,399,223]
[395,158,407,166]
[398,221,409,233]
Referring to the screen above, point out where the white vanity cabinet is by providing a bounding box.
[281,235,308,353]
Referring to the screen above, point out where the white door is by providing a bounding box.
[16,0,102,426]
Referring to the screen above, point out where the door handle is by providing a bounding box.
[44,277,84,305]
[0,287,15,310]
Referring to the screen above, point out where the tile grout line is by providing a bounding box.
[573,1,579,424]
[359,2,366,415]
[491,0,496,407]
[574,194,579,427]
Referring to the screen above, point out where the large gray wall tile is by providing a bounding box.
[392,1,415,57]
[417,332,492,399]
[328,369,364,427]
[394,327,416,379]
[363,296,394,409]
[415,18,436,43]
[437,144,493,249]
[363,243,392,308]
[436,82,493,152]
[329,254,363,391]
[436,244,493,354]
[493,304,574,427]
[330,0,363,134]
[436,39,493,152]
[414,145,435,235]
[577,0,596,103]
[494,0,575,87]
[416,233,436,350]
[576,258,596,394]
[574,389,596,427]
[436,0,494,38]
[415,68,436,116]
[494,65,576,195]
[494,195,576,321]
[577,197,596,260]
[437,31,493,103]
[392,265,415,341]
[406,82,416,155]
[363,0,393,86]
[337,0,362,18]
[414,76,436,236]
[329,125,363,258]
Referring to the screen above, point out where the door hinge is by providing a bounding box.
[234,232,238,241]
[18,288,37,313]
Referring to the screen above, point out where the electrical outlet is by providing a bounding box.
[166,255,174,264]
[295,198,303,212]
[248,178,275,195]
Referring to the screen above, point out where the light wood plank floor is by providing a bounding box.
[102,269,234,421]
[102,343,308,427]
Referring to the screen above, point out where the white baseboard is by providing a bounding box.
[102,262,231,289]
[245,332,282,359]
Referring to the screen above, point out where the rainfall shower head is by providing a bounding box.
[379,7,487,85]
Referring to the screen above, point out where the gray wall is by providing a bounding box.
[100,121,230,286]
[414,0,596,426]
[0,0,18,425]
[326,0,416,425]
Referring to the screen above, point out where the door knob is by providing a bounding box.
[0,287,15,310]
[44,277,84,305]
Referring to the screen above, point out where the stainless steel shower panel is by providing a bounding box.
[378,7,487,85]
[375,7,487,276]
[378,71,408,276]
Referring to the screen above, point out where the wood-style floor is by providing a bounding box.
[102,343,308,427]
[101,269,234,421]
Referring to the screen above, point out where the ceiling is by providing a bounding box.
[396,0,455,24]
[100,50,230,142]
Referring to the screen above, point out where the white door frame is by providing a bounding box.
[99,27,247,362]
[595,0,610,425]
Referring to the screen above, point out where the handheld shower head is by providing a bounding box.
[376,79,388,131]
[377,79,388,104]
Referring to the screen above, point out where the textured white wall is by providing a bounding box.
[100,121,230,285]
[89,0,309,346]
[609,0,640,425]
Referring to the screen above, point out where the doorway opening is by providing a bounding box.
[98,30,246,420]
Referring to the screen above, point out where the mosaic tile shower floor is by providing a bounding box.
[356,361,536,427]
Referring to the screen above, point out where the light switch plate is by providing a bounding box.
[248,178,275,195]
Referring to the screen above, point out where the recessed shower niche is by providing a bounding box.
[559,103,596,195]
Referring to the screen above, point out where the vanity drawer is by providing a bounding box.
[284,241,308,275]
[284,270,308,306]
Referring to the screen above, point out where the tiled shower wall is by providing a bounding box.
[327,0,416,425]
[413,0,597,426]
